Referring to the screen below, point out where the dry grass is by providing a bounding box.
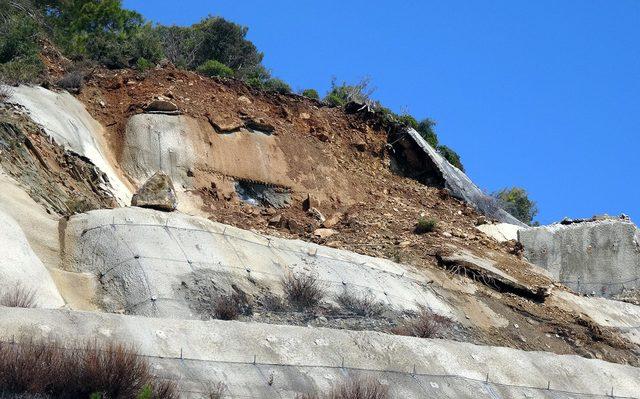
[296,377,389,399]
[213,294,241,320]
[0,285,37,308]
[281,273,325,310]
[336,291,386,317]
[57,71,84,92]
[213,290,252,321]
[202,381,227,399]
[0,339,178,399]
[392,307,453,338]
[260,293,284,312]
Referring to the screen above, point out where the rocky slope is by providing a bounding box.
[0,60,639,398]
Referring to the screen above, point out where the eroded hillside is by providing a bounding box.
[1,59,640,398]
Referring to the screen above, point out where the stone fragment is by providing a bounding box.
[145,100,179,113]
[314,228,337,239]
[322,213,342,228]
[131,171,177,212]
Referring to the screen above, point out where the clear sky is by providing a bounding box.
[124,0,639,224]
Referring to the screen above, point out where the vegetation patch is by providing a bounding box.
[0,339,178,399]
[0,285,36,308]
[414,217,437,234]
[494,187,538,225]
[282,272,325,310]
[297,377,389,399]
[213,291,252,321]
[392,306,453,338]
[336,291,387,317]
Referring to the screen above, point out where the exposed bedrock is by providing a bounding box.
[61,207,500,325]
[121,113,293,190]
[0,209,64,308]
[5,85,133,204]
[518,217,640,297]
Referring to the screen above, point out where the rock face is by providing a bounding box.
[62,207,458,319]
[7,85,132,204]
[518,217,640,297]
[477,223,522,242]
[0,209,64,308]
[131,172,177,211]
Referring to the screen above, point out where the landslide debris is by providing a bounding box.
[10,58,638,366]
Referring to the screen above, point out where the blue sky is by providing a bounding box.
[124,0,640,224]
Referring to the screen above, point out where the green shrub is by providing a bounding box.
[437,145,464,171]
[49,0,146,68]
[397,114,419,130]
[136,57,154,72]
[0,11,44,84]
[0,57,43,84]
[243,64,271,88]
[263,77,291,94]
[324,77,376,107]
[414,217,437,234]
[417,118,439,148]
[301,88,319,99]
[191,16,264,73]
[494,187,538,225]
[197,59,234,78]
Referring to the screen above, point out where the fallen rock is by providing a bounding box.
[322,213,343,228]
[436,249,551,302]
[314,228,337,239]
[286,218,305,235]
[131,171,177,212]
[268,214,283,227]
[308,207,325,223]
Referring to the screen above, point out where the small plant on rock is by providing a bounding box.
[336,291,386,317]
[296,377,389,399]
[57,70,84,92]
[301,88,319,99]
[202,381,227,399]
[281,272,325,310]
[393,306,453,338]
[414,217,437,234]
[213,292,248,320]
[0,285,36,308]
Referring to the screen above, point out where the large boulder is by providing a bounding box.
[131,171,177,211]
